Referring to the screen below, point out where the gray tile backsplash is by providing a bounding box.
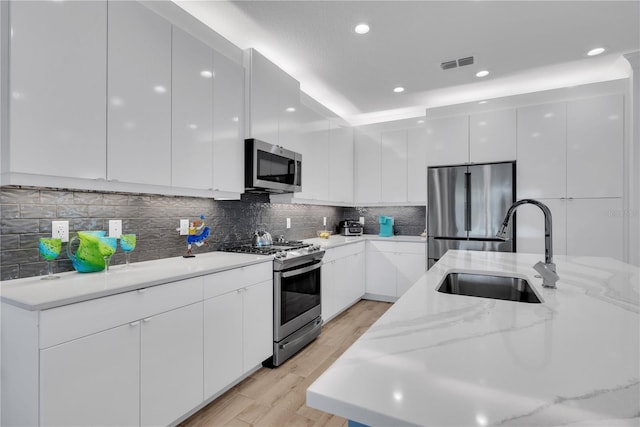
[0,186,425,281]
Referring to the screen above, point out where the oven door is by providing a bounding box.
[274,259,322,341]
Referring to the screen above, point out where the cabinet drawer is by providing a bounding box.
[40,277,203,348]
[203,262,272,299]
[323,242,364,263]
[369,241,426,254]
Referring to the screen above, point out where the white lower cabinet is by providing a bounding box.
[140,302,204,427]
[321,243,365,322]
[202,264,273,400]
[3,261,274,427]
[203,290,243,398]
[40,323,140,427]
[365,241,426,300]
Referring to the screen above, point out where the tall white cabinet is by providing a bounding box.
[516,94,624,260]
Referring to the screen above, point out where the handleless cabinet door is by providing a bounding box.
[354,128,381,203]
[107,1,171,186]
[425,116,469,166]
[213,52,245,194]
[567,94,623,198]
[171,27,214,189]
[328,125,355,204]
[566,198,623,260]
[381,129,408,203]
[517,102,567,199]
[246,49,280,144]
[8,0,107,180]
[469,109,516,163]
[407,127,428,203]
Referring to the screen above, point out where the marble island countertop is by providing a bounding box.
[0,252,272,311]
[307,250,640,426]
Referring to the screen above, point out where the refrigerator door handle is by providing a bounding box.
[465,172,471,232]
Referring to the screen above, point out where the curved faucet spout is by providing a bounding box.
[496,199,558,288]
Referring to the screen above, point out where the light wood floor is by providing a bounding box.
[180,300,392,427]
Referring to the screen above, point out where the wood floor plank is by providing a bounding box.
[180,300,391,427]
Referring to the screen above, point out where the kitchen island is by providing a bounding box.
[307,250,640,426]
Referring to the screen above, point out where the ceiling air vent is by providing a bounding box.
[457,56,474,67]
[440,60,458,70]
[441,56,475,70]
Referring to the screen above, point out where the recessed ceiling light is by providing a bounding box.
[393,87,405,93]
[478,100,488,104]
[417,119,425,124]
[285,107,296,112]
[475,70,489,78]
[153,85,167,93]
[200,70,213,78]
[587,47,605,56]
[354,23,370,34]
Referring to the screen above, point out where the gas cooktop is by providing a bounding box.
[223,240,309,256]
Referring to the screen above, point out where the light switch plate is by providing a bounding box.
[286,218,291,229]
[109,220,122,238]
[359,216,365,225]
[323,217,327,226]
[52,220,69,242]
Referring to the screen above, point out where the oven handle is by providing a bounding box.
[280,261,322,278]
[280,318,323,351]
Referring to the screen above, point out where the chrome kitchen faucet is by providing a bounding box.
[496,199,559,288]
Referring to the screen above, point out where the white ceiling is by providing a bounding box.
[174,1,640,125]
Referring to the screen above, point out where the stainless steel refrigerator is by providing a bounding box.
[427,161,516,268]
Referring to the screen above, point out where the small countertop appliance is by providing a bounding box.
[378,216,394,237]
[338,220,363,236]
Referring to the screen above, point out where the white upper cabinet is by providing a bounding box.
[245,48,300,150]
[354,128,381,204]
[278,71,302,150]
[407,127,427,203]
[171,27,214,190]
[566,94,623,198]
[299,107,330,201]
[469,109,516,163]
[516,102,567,199]
[212,52,245,194]
[6,0,107,181]
[107,1,172,186]
[425,115,469,166]
[380,129,408,203]
[328,124,354,204]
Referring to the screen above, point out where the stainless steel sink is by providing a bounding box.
[437,272,541,303]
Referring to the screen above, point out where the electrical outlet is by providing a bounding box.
[359,216,365,225]
[286,218,291,229]
[52,220,69,242]
[109,220,122,238]
[179,219,189,236]
[323,217,327,227]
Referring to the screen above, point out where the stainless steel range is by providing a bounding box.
[225,241,324,367]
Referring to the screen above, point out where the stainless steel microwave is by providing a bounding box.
[245,138,302,193]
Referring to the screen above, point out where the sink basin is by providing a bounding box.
[438,272,541,303]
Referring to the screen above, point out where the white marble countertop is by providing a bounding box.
[304,234,426,249]
[307,250,640,426]
[0,252,272,311]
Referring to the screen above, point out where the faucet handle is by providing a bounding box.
[533,261,559,289]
